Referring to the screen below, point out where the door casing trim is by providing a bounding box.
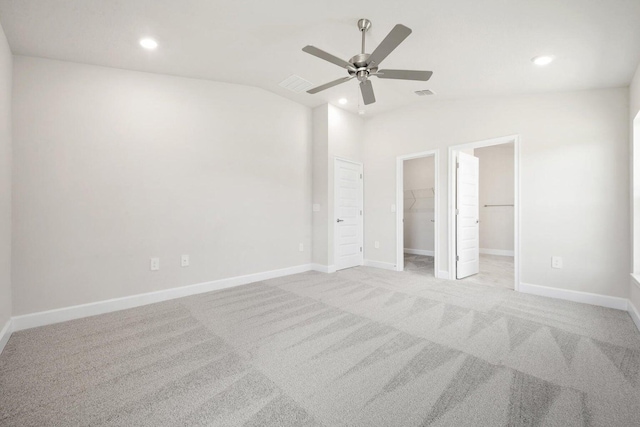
[447,135,521,290]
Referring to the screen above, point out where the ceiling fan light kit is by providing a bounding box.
[302,18,433,105]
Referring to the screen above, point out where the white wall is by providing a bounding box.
[0,22,11,328]
[311,104,364,269]
[476,143,514,253]
[630,61,640,311]
[364,88,629,298]
[403,156,435,252]
[327,105,364,266]
[631,63,640,123]
[12,56,312,315]
[311,106,329,266]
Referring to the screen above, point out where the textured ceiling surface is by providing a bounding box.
[2,0,640,115]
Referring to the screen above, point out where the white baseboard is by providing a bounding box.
[404,248,434,256]
[437,270,450,280]
[11,264,313,332]
[0,318,13,356]
[311,264,336,273]
[364,259,397,271]
[519,282,628,311]
[480,248,514,257]
[628,300,640,332]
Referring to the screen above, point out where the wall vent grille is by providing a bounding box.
[415,89,435,96]
[279,75,314,93]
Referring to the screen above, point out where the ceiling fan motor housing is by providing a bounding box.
[348,53,378,81]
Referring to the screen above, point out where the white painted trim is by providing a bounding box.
[448,135,521,292]
[364,259,397,271]
[311,264,336,273]
[437,270,450,279]
[404,248,435,256]
[396,149,440,276]
[334,157,364,271]
[11,264,313,332]
[631,273,640,291]
[0,319,13,356]
[479,248,514,257]
[519,282,628,311]
[628,300,640,332]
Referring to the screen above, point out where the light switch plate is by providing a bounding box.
[299,243,304,252]
[181,254,189,267]
[391,204,396,213]
[312,204,320,212]
[374,241,380,249]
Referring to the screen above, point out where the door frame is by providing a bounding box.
[396,149,440,275]
[447,135,521,290]
[333,157,364,270]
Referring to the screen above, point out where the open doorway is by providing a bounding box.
[396,150,439,277]
[449,136,519,290]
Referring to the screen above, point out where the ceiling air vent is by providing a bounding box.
[415,89,435,96]
[279,75,314,93]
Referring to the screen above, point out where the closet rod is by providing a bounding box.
[484,204,514,207]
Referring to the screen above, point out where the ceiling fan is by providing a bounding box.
[302,19,433,105]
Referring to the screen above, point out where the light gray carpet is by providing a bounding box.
[1,266,639,426]
[458,254,515,289]
[405,253,515,289]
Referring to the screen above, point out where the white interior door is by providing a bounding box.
[456,152,480,279]
[334,159,363,271]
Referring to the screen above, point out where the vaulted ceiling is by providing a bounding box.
[2,0,640,116]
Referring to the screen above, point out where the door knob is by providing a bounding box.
[337,219,344,223]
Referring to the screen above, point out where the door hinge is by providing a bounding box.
[360,247,362,252]
[456,162,459,169]
[360,210,362,215]
[456,255,459,261]
[360,173,362,179]
[455,209,459,215]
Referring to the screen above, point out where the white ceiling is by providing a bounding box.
[1,0,640,116]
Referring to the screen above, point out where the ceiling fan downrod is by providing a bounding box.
[352,18,374,82]
[357,18,371,54]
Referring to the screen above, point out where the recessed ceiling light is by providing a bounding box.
[531,55,554,66]
[139,38,158,50]
[338,98,348,105]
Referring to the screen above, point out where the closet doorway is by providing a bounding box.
[396,150,440,277]
[448,135,520,290]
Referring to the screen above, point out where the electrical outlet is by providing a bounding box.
[551,256,563,269]
[375,241,380,249]
[150,257,160,271]
[181,254,189,267]
[299,243,304,252]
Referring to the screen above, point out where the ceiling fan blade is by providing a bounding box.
[360,80,376,105]
[307,76,354,94]
[367,24,412,67]
[375,69,433,81]
[302,46,355,71]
